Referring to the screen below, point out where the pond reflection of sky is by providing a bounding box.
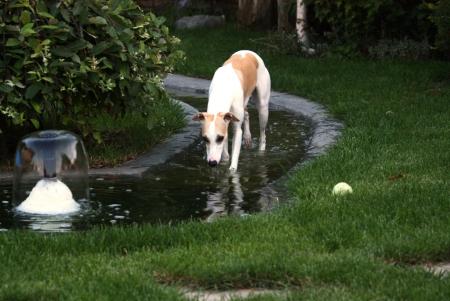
[0,97,311,232]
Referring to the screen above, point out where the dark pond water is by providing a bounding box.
[0,97,311,232]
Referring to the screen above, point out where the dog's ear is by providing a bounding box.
[223,112,239,122]
[193,112,206,121]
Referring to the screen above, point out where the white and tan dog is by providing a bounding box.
[193,50,271,171]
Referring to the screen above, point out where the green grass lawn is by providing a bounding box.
[1,25,449,300]
[87,98,185,168]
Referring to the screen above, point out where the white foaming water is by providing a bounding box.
[17,179,80,214]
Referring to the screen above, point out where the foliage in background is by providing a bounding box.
[432,0,450,56]
[147,0,237,27]
[0,0,183,139]
[300,0,437,57]
[368,38,431,60]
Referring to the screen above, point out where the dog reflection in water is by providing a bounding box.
[204,171,244,222]
[203,160,277,222]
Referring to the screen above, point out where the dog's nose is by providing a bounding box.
[208,160,218,167]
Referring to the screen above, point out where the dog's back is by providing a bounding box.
[223,52,259,99]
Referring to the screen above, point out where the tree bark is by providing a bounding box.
[277,0,289,32]
[238,0,274,29]
[296,0,307,44]
[238,0,255,27]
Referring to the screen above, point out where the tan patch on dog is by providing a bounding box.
[193,113,214,135]
[224,53,258,99]
[195,112,237,136]
[214,113,230,136]
[202,114,214,134]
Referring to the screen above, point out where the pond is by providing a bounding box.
[0,97,312,232]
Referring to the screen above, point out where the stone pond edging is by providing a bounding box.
[88,99,199,177]
[0,74,342,180]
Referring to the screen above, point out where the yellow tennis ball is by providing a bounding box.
[332,182,353,196]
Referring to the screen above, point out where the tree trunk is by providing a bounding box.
[277,0,289,32]
[238,0,274,29]
[238,0,254,27]
[296,0,307,44]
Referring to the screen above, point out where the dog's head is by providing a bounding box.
[193,112,239,167]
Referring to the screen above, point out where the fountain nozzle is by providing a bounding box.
[13,130,89,215]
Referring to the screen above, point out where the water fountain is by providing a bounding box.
[13,130,89,215]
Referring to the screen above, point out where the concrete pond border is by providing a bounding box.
[88,99,200,177]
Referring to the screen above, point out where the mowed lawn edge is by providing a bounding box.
[1,25,449,300]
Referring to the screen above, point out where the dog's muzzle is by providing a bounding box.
[208,160,218,167]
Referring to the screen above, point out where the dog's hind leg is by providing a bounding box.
[255,67,271,151]
[257,103,268,151]
[243,107,252,148]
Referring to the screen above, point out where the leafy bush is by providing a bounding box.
[303,0,435,54]
[432,0,450,56]
[0,0,183,138]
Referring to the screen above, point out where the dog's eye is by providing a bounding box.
[202,136,210,143]
[216,135,224,143]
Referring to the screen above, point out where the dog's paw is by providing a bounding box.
[243,136,253,149]
[259,142,266,151]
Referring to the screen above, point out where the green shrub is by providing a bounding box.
[0,0,183,138]
[304,0,435,54]
[432,0,450,56]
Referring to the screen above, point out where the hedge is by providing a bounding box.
[0,0,183,138]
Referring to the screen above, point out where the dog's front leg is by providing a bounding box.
[222,135,230,161]
[230,122,243,171]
